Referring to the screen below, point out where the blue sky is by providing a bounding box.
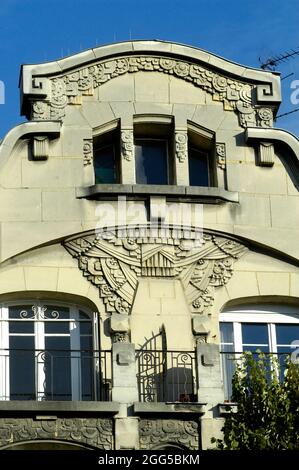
[0,0,299,139]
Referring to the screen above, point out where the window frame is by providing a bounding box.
[0,301,99,401]
[220,306,299,353]
[219,304,299,399]
[134,137,170,185]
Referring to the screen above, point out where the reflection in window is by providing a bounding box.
[188,148,209,186]
[94,144,117,184]
[135,139,169,184]
[0,304,97,401]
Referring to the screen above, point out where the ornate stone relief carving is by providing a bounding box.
[121,129,134,162]
[30,55,274,128]
[83,139,93,165]
[0,418,113,450]
[216,143,226,170]
[63,226,247,315]
[139,419,199,450]
[175,131,188,163]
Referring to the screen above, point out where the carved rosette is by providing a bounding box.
[83,139,93,165]
[139,419,199,450]
[216,143,226,170]
[121,129,134,162]
[63,227,247,316]
[0,418,113,450]
[175,131,188,163]
[30,55,273,128]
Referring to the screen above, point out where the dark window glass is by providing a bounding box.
[188,148,209,186]
[9,336,35,400]
[276,324,299,345]
[45,322,69,334]
[9,321,34,334]
[45,337,71,400]
[242,323,269,346]
[9,306,35,320]
[135,139,168,184]
[44,306,69,320]
[94,144,117,184]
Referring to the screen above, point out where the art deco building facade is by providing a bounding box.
[0,40,298,450]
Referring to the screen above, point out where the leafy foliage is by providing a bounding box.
[213,352,299,450]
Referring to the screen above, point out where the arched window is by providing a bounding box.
[0,302,101,401]
[219,304,299,399]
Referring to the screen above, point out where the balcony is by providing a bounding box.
[0,348,112,402]
[135,349,198,403]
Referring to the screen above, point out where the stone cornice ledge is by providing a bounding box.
[134,402,206,415]
[77,184,239,203]
[0,400,120,415]
[218,403,238,416]
[246,127,299,160]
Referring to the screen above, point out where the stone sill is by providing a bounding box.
[0,401,120,415]
[134,402,206,415]
[77,184,239,204]
[218,403,238,415]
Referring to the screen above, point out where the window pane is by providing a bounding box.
[242,323,269,346]
[94,145,117,184]
[220,322,234,346]
[188,148,209,186]
[135,140,168,184]
[45,322,70,334]
[45,337,71,400]
[9,321,34,334]
[44,306,69,320]
[9,306,35,320]
[81,335,92,349]
[276,324,299,345]
[9,336,35,400]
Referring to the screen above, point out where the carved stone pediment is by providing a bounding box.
[63,226,247,315]
[31,55,273,128]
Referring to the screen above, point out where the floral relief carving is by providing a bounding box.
[175,132,188,163]
[30,55,273,128]
[63,227,247,316]
[0,418,113,450]
[121,129,134,162]
[83,139,93,165]
[216,143,226,170]
[139,419,199,450]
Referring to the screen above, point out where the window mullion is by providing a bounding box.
[233,322,242,352]
[0,307,9,400]
[70,307,81,400]
[36,304,46,401]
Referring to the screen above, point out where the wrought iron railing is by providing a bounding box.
[220,351,291,400]
[0,349,112,401]
[135,349,197,403]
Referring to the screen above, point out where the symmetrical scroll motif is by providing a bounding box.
[0,418,113,450]
[63,227,247,315]
[139,419,199,450]
[30,55,273,128]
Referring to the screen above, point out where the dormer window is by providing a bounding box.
[90,119,220,190]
